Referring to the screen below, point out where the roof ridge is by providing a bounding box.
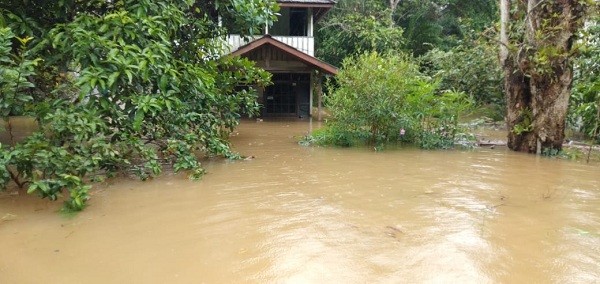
[277,0,336,3]
[230,35,338,75]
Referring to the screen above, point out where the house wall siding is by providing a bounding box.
[227,35,314,56]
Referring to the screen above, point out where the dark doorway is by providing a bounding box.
[265,83,296,115]
[263,73,310,117]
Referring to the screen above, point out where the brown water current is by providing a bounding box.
[1,120,599,283]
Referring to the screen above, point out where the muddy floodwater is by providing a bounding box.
[1,120,599,283]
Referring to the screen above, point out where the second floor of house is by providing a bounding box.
[226,0,335,57]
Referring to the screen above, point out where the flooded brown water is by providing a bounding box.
[1,120,599,283]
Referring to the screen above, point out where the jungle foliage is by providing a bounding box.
[570,15,600,142]
[316,0,498,65]
[316,0,404,67]
[394,0,497,55]
[316,0,599,151]
[316,0,501,109]
[419,32,504,119]
[0,0,277,210]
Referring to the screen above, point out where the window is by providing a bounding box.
[265,83,296,114]
[289,8,308,36]
[270,8,309,36]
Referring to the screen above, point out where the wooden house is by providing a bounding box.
[226,0,337,118]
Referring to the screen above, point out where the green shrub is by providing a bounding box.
[312,52,471,149]
[0,143,10,190]
[0,27,39,117]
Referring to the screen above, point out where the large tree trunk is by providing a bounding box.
[500,0,587,153]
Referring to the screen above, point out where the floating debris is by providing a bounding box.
[1,213,17,221]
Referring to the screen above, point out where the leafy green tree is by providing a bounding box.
[0,27,38,117]
[316,0,497,63]
[394,0,497,55]
[435,0,497,39]
[312,52,471,149]
[0,0,277,210]
[393,0,443,55]
[316,0,404,66]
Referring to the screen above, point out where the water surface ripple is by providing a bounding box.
[1,120,599,283]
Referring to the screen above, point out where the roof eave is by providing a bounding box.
[230,35,338,75]
[277,3,335,8]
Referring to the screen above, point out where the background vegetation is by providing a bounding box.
[570,14,600,143]
[308,52,472,150]
[315,0,599,150]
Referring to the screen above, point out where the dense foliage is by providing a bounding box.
[394,0,497,55]
[316,0,497,60]
[316,1,404,67]
[420,33,504,119]
[316,0,500,108]
[0,0,277,210]
[569,16,600,142]
[0,27,38,117]
[310,52,471,150]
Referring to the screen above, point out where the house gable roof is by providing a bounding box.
[230,35,338,75]
[277,0,335,21]
[277,0,336,7]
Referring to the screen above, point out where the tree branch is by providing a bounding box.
[318,21,352,33]
[499,0,510,64]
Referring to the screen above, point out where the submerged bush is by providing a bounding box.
[311,52,471,149]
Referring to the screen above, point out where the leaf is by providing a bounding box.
[133,110,145,131]
[159,74,168,91]
[139,60,147,70]
[27,183,38,194]
[108,71,120,87]
[125,70,133,83]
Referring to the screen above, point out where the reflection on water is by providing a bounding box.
[1,119,599,283]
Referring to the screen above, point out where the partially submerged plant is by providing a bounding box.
[311,52,472,150]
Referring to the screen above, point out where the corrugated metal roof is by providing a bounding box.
[277,0,336,4]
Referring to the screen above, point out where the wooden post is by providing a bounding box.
[315,72,323,121]
[257,86,264,118]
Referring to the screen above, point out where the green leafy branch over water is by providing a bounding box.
[0,0,278,211]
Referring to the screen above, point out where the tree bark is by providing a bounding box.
[500,0,588,153]
[389,0,402,26]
